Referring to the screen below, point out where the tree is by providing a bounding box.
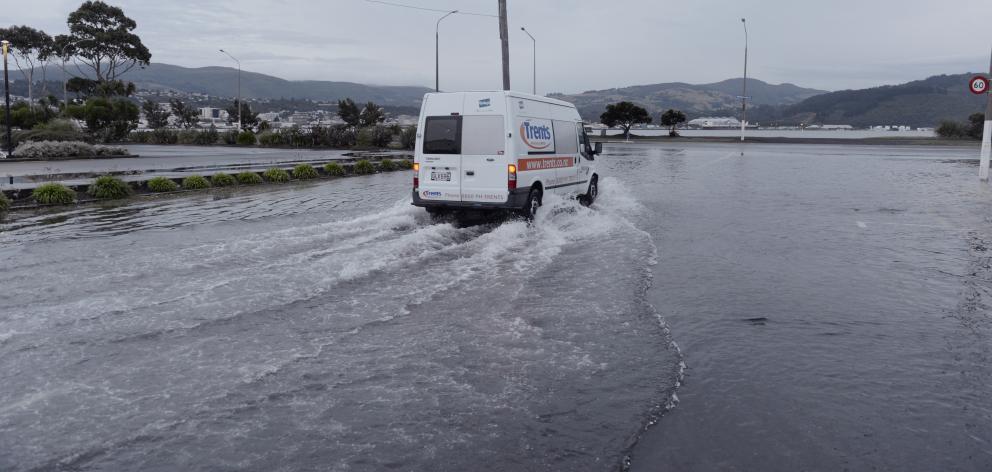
[660,109,687,137]
[600,101,651,139]
[169,99,199,129]
[337,98,360,127]
[66,1,151,85]
[359,101,386,127]
[225,100,259,131]
[67,96,139,142]
[968,113,985,140]
[142,99,169,129]
[0,26,53,114]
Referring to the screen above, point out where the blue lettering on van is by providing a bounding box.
[422,190,442,198]
[522,121,551,140]
[478,98,490,108]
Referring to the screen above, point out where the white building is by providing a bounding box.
[688,117,741,129]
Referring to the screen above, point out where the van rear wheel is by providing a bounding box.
[522,188,541,219]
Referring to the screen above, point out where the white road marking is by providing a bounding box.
[856,221,867,229]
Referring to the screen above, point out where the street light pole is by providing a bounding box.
[435,10,457,92]
[521,27,536,94]
[219,49,242,131]
[2,40,11,158]
[740,18,748,142]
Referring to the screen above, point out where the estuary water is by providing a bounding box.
[1,141,990,471]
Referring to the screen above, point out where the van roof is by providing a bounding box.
[423,90,576,109]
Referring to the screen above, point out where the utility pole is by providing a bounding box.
[498,0,510,91]
[521,27,536,94]
[219,49,242,132]
[2,40,11,158]
[740,18,748,142]
[981,46,992,181]
[435,10,458,92]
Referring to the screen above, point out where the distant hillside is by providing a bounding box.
[31,63,432,107]
[548,78,826,121]
[748,73,988,127]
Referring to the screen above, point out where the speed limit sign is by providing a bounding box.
[970,76,989,95]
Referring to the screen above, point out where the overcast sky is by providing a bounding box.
[7,0,992,94]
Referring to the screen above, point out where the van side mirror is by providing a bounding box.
[593,142,603,155]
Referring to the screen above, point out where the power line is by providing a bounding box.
[365,0,498,18]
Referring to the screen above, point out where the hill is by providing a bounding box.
[548,78,826,121]
[30,63,433,107]
[748,73,988,128]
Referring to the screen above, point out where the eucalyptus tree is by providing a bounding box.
[0,26,53,111]
[65,0,151,85]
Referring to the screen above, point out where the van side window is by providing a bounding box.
[553,120,578,154]
[461,115,505,155]
[423,116,461,154]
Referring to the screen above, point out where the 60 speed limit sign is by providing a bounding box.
[970,76,989,95]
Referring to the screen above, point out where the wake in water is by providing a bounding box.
[0,176,683,471]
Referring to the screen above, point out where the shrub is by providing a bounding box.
[263,168,290,183]
[94,145,129,156]
[66,96,139,143]
[379,159,396,171]
[11,140,129,160]
[395,159,413,170]
[236,130,257,146]
[32,183,76,205]
[211,172,236,187]
[236,171,263,184]
[12,128,89,146]
[143,129,179,144]
[178,129,219,145]
[936,121,967,138]
[147,176,178,192]
[292,164,319,180]
[221,130,239,145]
[182,175,211,190]
[400,125,417,150]
[257,131,284,147]
[353,159,376,175]
[88,176,132,200]
[0,193,10,214]
[324,162,346,176]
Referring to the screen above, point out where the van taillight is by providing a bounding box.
[413,162,420,189]
[507,164,517,190]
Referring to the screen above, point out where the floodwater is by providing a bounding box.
[1,142,990,471]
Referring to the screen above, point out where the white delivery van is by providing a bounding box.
[411,91,602,217]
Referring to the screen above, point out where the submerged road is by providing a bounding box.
[1,142,990,470]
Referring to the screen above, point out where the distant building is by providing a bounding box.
[258,112,280,122]
[688,117,741,129]
[199,107,220,119]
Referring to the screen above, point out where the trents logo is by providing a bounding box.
[519,121,552,150]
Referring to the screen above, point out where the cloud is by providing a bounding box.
[4,0,990,93]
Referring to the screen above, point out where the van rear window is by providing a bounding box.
[423,116,461,154]
[461,116,505,155]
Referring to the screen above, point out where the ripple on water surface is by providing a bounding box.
[0,174,681,471]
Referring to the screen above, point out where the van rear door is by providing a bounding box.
[420,115,462,202]
[460,115,508,204]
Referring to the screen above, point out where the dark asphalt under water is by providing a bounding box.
[1,142,991,471]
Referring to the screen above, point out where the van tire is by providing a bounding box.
[580,176,598,206]
[522,187,542,219]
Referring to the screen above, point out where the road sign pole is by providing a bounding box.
[981,48,992,181]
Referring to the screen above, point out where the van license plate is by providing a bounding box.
[430,171,451,181]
